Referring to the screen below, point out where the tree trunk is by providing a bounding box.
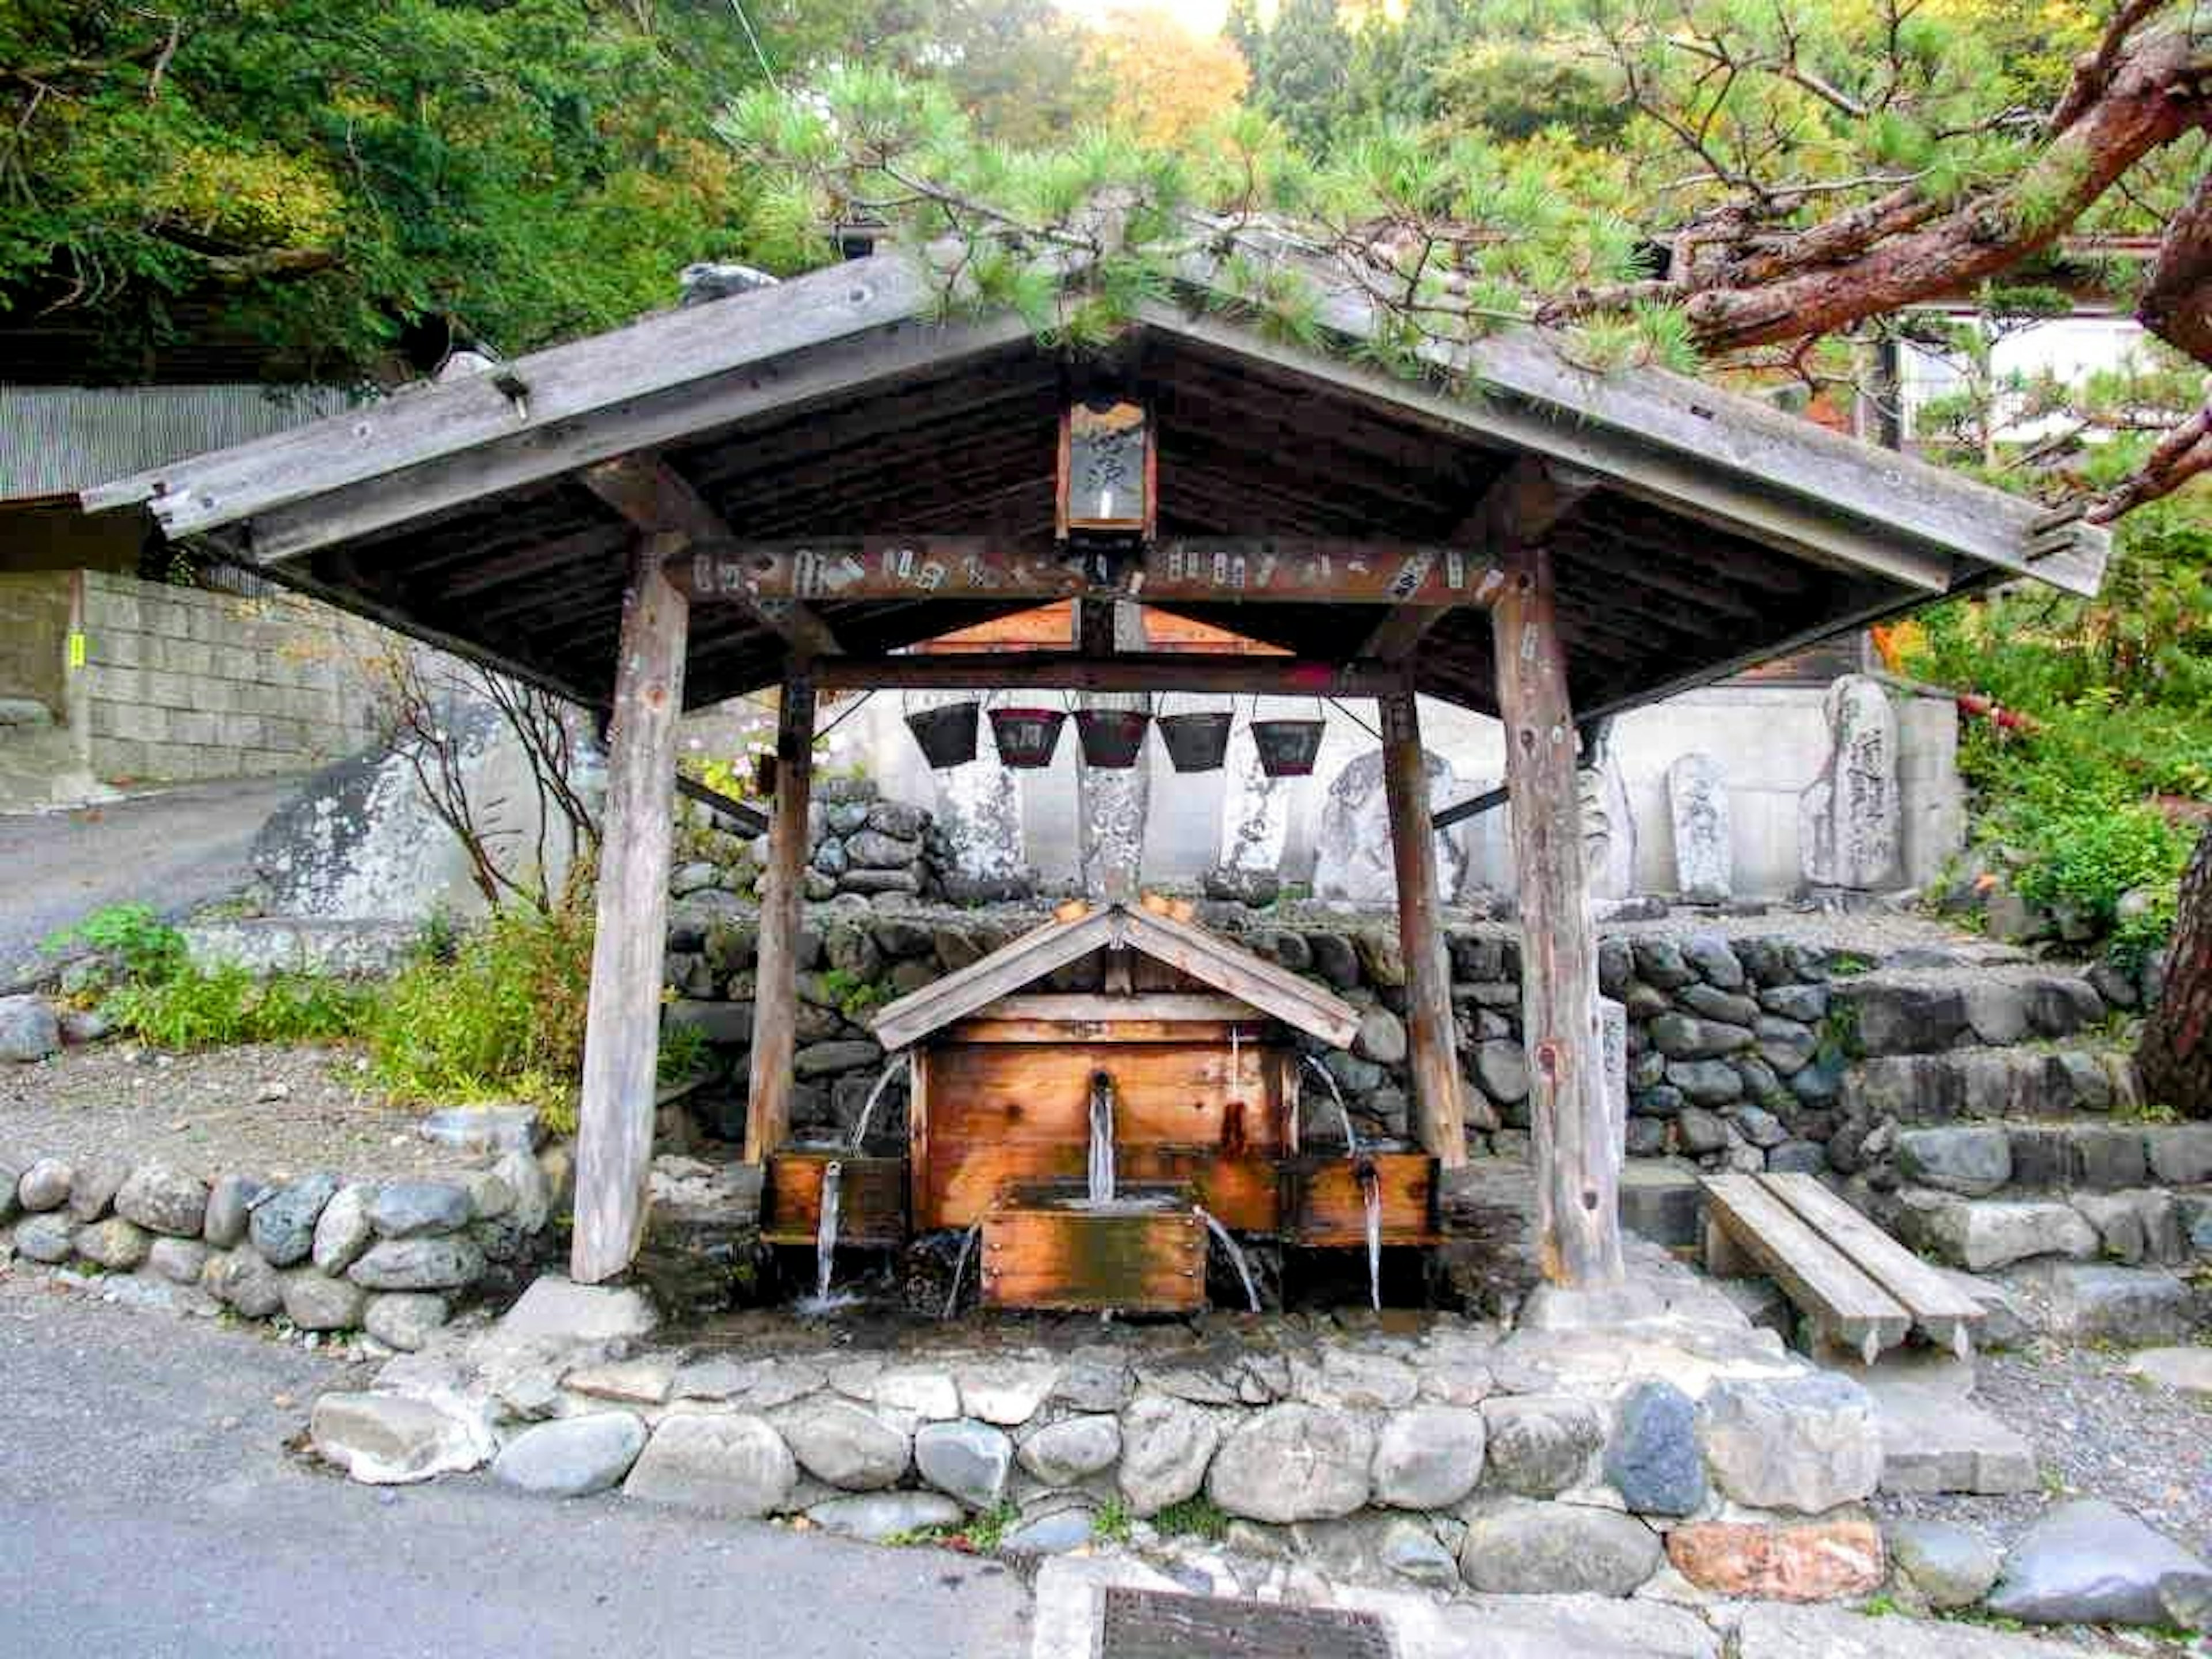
[2137,831,2210,1120]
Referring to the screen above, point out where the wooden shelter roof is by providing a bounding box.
[872,901,1361,1051]
[82,251,2108,722]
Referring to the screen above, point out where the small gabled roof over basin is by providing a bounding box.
[871,900,1361,1051]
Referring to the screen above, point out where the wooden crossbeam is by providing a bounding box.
[673,772,768,838]
[668,536,1505,610]
[813,652,1401,696]
[1362,457,1599,662]
[581,456,840,658]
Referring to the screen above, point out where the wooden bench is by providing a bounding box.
[1702,1172,1983,1362]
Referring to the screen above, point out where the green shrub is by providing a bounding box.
[2007,797,2190,923]
[104,964,370,1049]
[366,899,596,1132]
[42,902,187,984]
[1151,1495,1229,1542]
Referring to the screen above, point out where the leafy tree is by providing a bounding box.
[1080,5,1251,146]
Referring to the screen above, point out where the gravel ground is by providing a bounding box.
[1874,1336,2212,1558]
[0,1040,499,1182]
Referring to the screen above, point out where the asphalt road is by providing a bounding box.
[0,777,304,986]
[0,1279,1034,1659]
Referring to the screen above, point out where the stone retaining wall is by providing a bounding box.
[0,1128,561,1347]
[309,1247,1904,1607]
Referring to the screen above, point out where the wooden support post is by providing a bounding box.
[1380,686,1475,1167]
[571,539,689,1285]
[1490,544,1624,1289]
[743,670,818,1164]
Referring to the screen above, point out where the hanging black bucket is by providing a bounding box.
[1074,708,1150,769]
[989,706,1067,768]
[904,700,979,768]
[1252,718,1326,778]
[1157,711,1233,772]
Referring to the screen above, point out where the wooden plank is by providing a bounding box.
[980,1189,1206,1313]
[673,537,1505,608]
[582,455,840,658]
[817,652,1402,698]
[975,993,1262,1024]
[1491,543,1622,1288]
[1381,687,1478,1162]
[571,540,688,1283]
[1114,906,1362,1048]
[742,673,817,1162]
[1285,1153,1439,1246]
[674,771,768,837]
[922,1042,1287,1148]
[1762,1172,1983,1340]
[86,254,960,532]
[761,1152,908,1247]
[1144,290,2106,597]
[870,908,1118,1050]
[1703,1174,1912,1359]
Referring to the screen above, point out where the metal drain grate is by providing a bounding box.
[1098,1588,1394,1658]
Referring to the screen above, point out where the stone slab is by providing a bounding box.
[1733,1603,2101,1658]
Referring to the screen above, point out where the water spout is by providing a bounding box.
[1302,1054,1360,1155]
[1195,1206,1262,1313]
[847,1059,904,1151]
[1087,1070,1117,1207]
[814,1160,843,1304]
[1358,1160,1383,1313]
[943,1221,982,1319]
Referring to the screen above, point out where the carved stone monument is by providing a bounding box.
[1667,751,1733,903]
[1206,713,1293,905]
[1313,748,1467,904]
[1800,674,1900,892]
[926,698,1032,902]
[1579,751,1638,900]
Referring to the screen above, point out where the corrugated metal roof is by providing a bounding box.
[0,384,354,503]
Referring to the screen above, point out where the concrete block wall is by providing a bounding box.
[0,571,73,716]
[74,571,385,783]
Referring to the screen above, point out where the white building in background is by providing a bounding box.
[1897,313,2157,446]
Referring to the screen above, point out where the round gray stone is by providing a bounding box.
[68,1153,130,1222]
[1017,1414,1122,1486]
[914,1418,1013,1509]
[1353,1007,1408,1066]
[114,1163,209,1237]
[623,1413,796,1518]
[74,1216,150,1270]
[282,1268,369,1331]
[202,1174,267,1247]
[13,1211,76,1263]
[1118,1395,1218,1517]
[363,1292,451,1351]
[312,1183,377,1274]
[1481,1395,1603,1498]
[1458,1498,1662,1597]
[1889,1517,2002,1610]
[1206,1404,1372,1523]
[778,1399,911,1491]
[806,1491,964,1542]
[0,994,59,1061]
[1370,1405,1486,1510]
[1697,1373,1881,1514]
[146,1236,210,1286]
[347,1236,486,1291]
[202,1247,284,1318]
[251,1173,340,1267]
[1604,1380,1706,1517]
[1987,1498,2212,1628]
[17,1157,71,1213]
[494,1412,648,1497]
[368,1180,474,1238]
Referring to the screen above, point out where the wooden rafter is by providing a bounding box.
[813,652,1402,696]
[581,455,840,659]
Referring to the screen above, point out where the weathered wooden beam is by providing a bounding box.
[571,539,689,1284]
[581,455,840,659]
[1380,687,1480,1163]
[1491,543,1623,1290]
[669,536,1505,609]
[743,672,818,1164]
[812,652,1402,696]
[674,772,769,838]
[1362,457,1597,661]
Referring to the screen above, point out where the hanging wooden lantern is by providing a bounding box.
[1057,399,1155,540]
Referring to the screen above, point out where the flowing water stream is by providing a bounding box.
[846,1059,904,1151]
[813,1160,843,1303]
[1195,1206,1262,1313]
[1086,1071,1116,1206]
[1358,1161,1384,1313]
[942,1221,982,1319]
[1301,1054,1361,1154]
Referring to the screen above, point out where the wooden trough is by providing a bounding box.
[979,1181,1207,1313]
[1283,1152,1441,1248]
[761,1149,908,1248]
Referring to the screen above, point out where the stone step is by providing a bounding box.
[1889,1185,2211,1273]
[1880,1120,2212,1196]
[1831,968,2108,1058]
[1830,1350,2038,1497]
[1842,1044,2138,1126]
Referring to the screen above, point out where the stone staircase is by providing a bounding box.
[1821,963,2209,1347]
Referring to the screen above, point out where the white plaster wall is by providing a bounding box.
[781,677,1965,902]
